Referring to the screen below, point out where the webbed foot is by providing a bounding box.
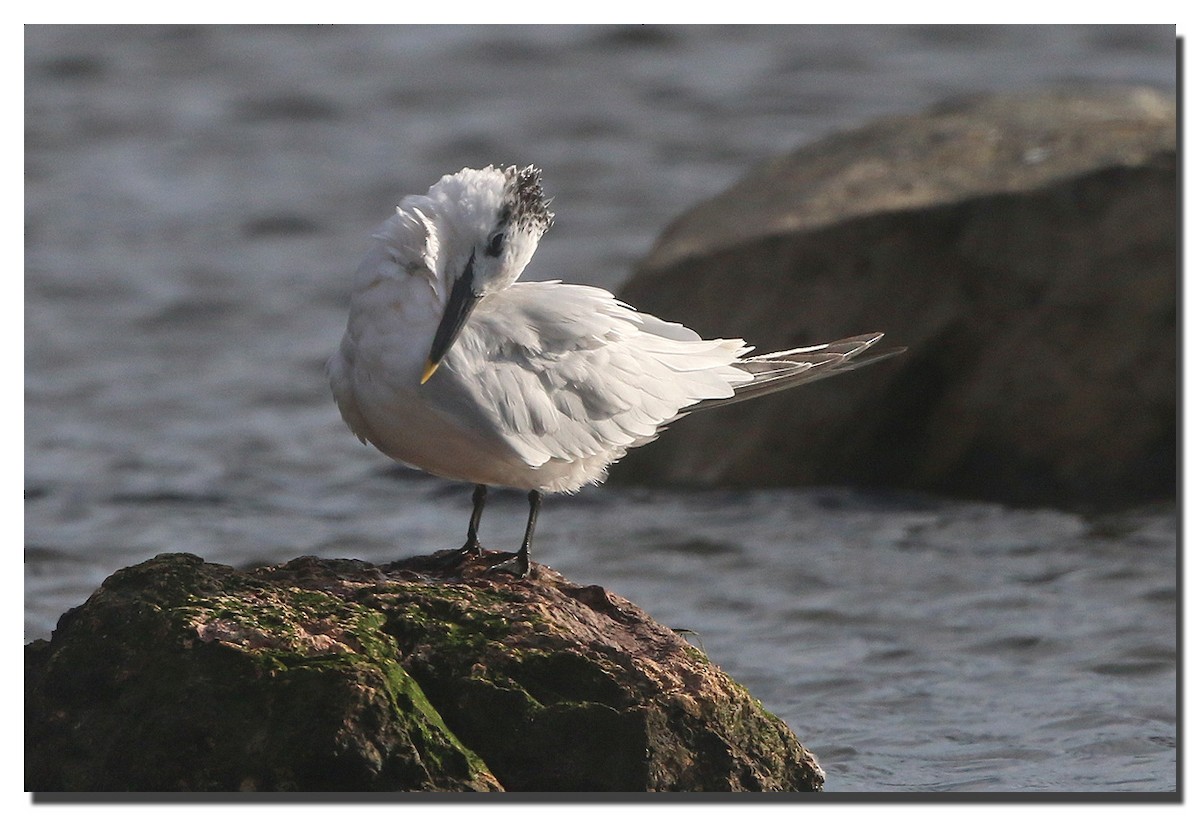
[486,550,530,578]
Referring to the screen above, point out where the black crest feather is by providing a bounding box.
[502,165,554,233]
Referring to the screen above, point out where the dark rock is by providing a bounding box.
[25,552,824,793]
[616,85,1176,509]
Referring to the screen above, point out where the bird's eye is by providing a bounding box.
[485,231,505,258]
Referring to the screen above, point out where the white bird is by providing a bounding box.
[329,165,901,575]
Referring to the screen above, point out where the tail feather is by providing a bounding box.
[686,332,903,413]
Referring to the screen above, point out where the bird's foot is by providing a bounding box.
[672,628,707,654]
[486,550,530,578]
[432,538,482,569]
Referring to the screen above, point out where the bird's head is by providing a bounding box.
[414,165,554,384]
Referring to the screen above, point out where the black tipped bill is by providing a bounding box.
[422,254,482,385]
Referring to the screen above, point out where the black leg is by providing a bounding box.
[517,489,541,568]
[459,484,487,557]
[490,490,541,577]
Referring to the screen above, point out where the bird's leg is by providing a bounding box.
[489,490,541,577]
[458,484,487,557]
[517,489,541,572]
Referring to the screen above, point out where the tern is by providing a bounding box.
[329,165,900,576]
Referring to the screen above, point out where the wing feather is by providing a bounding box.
[447,282,750,466]
[685,332,904,412]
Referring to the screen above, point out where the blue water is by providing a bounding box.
[24,25,1177,793]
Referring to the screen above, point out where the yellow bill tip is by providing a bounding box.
[420,359,440,385]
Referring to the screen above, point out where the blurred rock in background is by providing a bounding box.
[616,86,1176,510]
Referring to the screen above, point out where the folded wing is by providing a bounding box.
[444,282,752,467]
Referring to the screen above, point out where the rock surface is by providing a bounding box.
[616,86,1176,509]
[25,552,824,793]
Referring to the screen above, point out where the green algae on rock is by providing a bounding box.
[25,551,825,792]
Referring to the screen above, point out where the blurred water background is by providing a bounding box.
[24,25,1177,793]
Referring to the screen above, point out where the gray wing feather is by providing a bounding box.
[685,332,904,413]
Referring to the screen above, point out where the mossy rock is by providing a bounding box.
[25,552,824,792]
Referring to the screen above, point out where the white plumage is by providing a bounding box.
[328,166,899,573]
